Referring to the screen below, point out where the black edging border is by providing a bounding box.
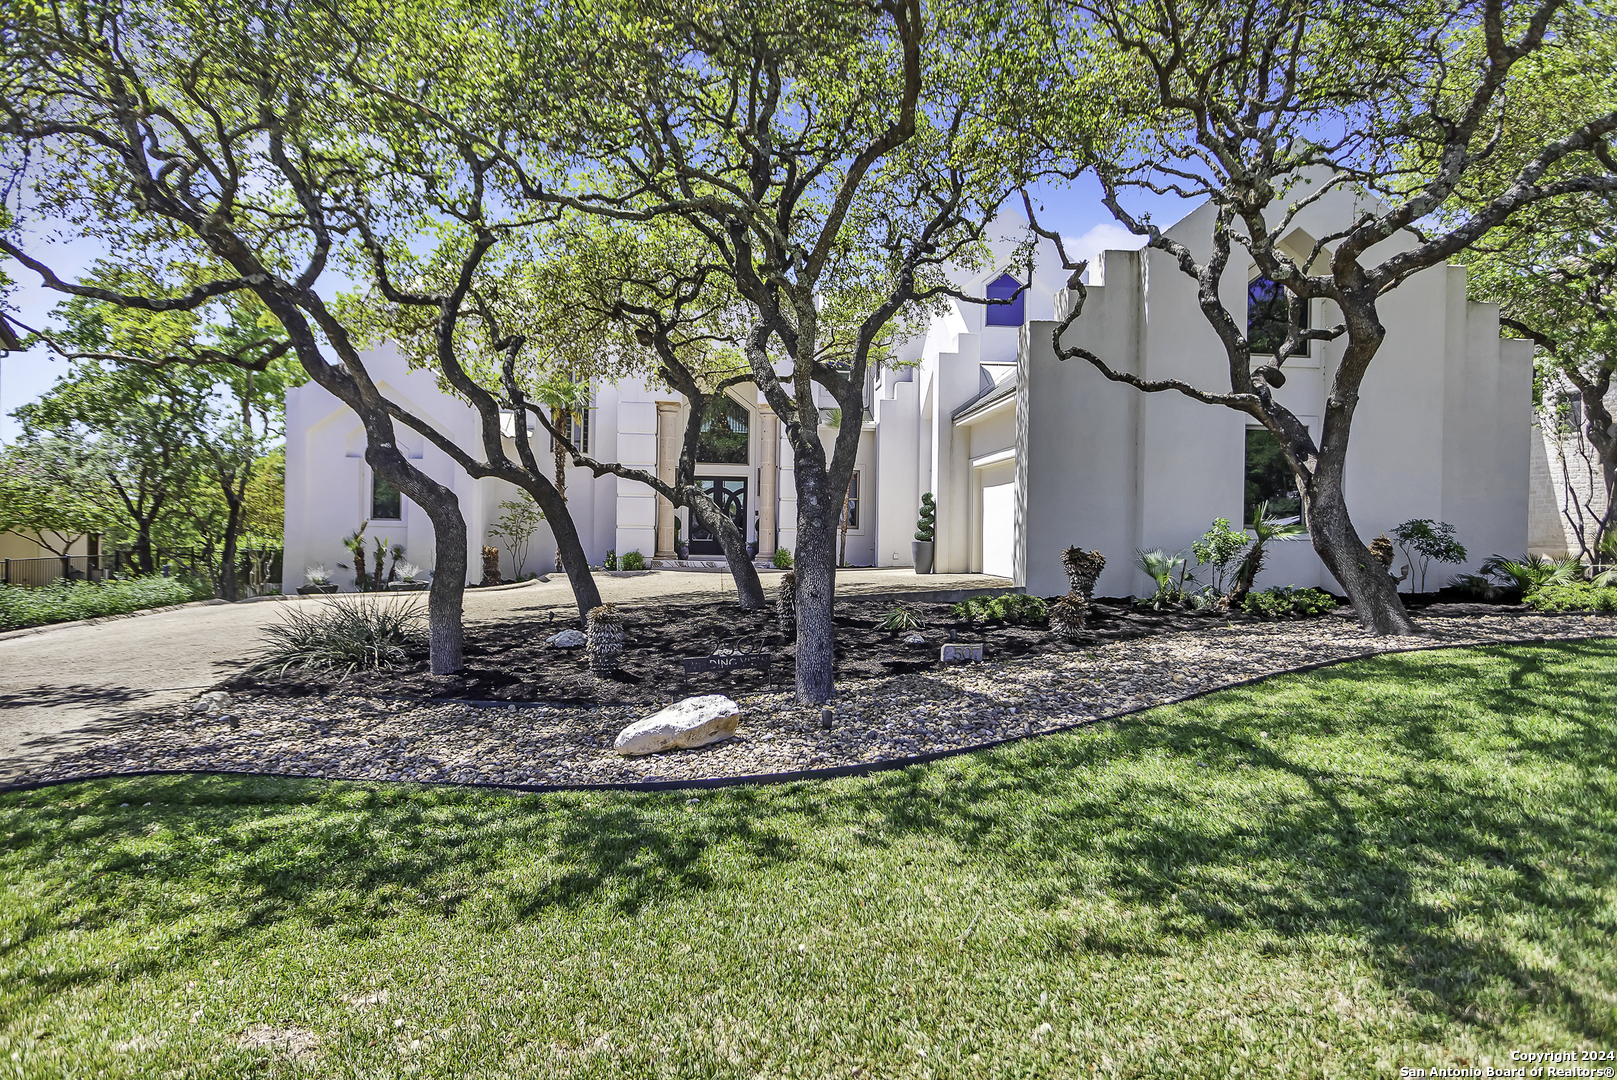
[2,631,1612,798]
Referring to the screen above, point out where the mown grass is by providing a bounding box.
[2,642,1614,1078]
[0,575,210,631]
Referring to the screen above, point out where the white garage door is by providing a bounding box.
[981,477,1016,579]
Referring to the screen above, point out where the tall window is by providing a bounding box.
[842,472,860,530]
[1244,428,1302,525]
[984,273,1026,326]
[697,395,750,464]
[372,473,402,521]
[1247,276,1309,356]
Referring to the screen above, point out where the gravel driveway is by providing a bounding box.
[0,569,1008,781]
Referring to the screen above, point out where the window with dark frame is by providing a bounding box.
[371,473,402,521]
[984,273,1026,327]
[1244,428,1302,526]
[843,472,860,530]
[1247,276,1309,356]
[697,396,750,464]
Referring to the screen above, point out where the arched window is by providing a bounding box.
[984,273,1025,326]
[1247,276,1309,355]
[697,395,750,464]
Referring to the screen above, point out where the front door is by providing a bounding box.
[690,477,748,556]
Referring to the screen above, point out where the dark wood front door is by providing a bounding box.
[689,477,748,556]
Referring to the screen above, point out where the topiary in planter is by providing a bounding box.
[481,546,502,586]
[914,493,936,542]
[1060,547,1106,601]
[1369,533,1395,569]
[587,604,625,674]
[776,571,797,640]
[1049,595,1090,642]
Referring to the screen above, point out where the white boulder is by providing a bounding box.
[547,628,586,648]
[615,695,741,756]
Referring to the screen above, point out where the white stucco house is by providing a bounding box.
[283,186,1534,598]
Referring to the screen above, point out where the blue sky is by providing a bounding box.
[0,172,1186,443]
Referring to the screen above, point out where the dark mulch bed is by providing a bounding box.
[213,592,1524,705]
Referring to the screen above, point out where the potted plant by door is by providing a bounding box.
[386,562,430,591]
[674,517,690,561]
[911,493,936,575]
[297,565,339,595]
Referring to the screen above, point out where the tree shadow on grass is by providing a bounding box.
[807,641,1617,1041]
[3,642,1614,1040]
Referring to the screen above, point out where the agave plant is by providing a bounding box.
[250,596,426,675]
[878,606,922,631]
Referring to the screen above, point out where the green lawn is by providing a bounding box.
[3,642,1615,1078]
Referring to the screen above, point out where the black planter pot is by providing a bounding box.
[297,583,339,595]
[386,580,430,591]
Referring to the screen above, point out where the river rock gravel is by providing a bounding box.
[6,610,1611,790]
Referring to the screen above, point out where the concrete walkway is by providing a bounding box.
[0,568,1010,781]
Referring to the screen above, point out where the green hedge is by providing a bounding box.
[0,576,210,631]
[950,594,1049,626]
[1523,583,1617,613]
[1241,586,1338,619]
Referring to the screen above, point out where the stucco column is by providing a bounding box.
[758,408,778,556]
[655,401,681,557]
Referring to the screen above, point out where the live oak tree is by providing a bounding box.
[13,361,205,576]
[1021,0,1617,634]
[23,288,300,599]
[503,219,774,608]
[0,0,482,671]
[1451,4,1617,561]
[0,434,114,559]
[367,0,1025,701]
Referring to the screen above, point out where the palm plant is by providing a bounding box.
[1229,502,1306,605]
[1134,548,1194,608]
[1478,553,1584,593]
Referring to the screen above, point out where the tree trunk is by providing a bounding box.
[790,465,837,704]
[1304,468,1418,635]
[519,473,601,625]
[135,522,155,575]
[553,406,569,573]
[687,491,767,608]
[218,500,242,601]
[372,452,466,673]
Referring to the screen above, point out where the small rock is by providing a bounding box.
[546,629,586,648]
[615,695,741,756]
[903,633,926,645]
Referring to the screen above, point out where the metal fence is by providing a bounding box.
[2,555,105,588]
[0,549,206,588]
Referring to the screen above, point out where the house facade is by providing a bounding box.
[283,187,1534,598]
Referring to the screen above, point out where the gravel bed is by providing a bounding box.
[6,611,1612,791]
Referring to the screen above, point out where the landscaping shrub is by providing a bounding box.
[950,593,1049,626]
[0,575,208,631]
[619,550,646,571]
[772,547,793,569]
[1240,586,1337,619]
[877,606,921,631]
[602,549,617,571]
[1522,583,1617,613]
[249,596,426,675]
